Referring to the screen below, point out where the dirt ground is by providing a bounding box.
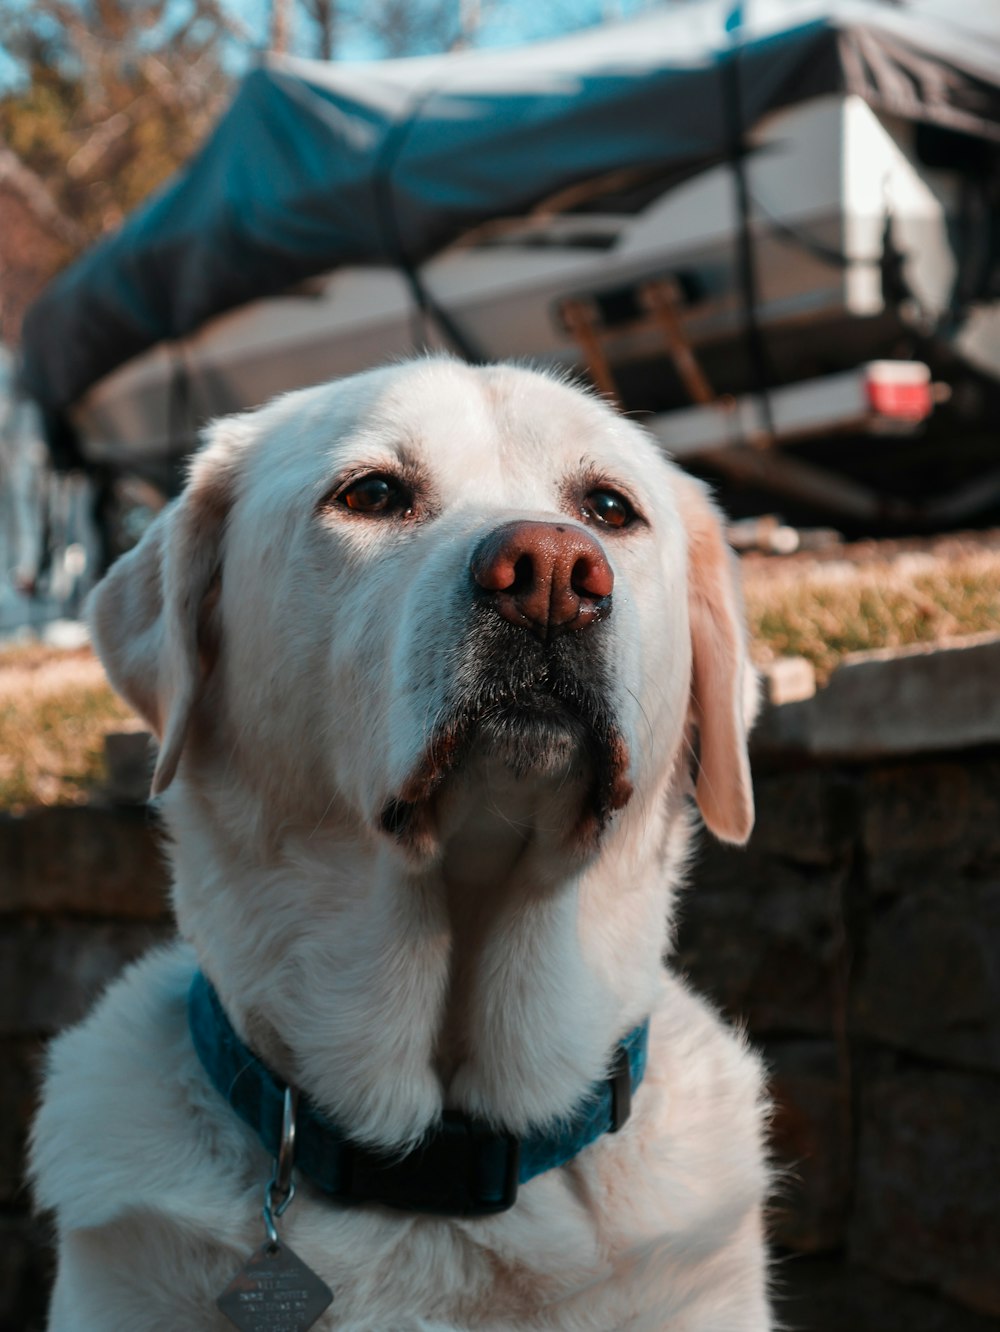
[741,525,1000,574]
[0,645,105,698]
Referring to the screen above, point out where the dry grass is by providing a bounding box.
[2,533,999,808]
[743,537,1000,683]
[0,649,138,810]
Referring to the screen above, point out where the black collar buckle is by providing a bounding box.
[608,1042,632,1133]
[339,1112,521,1217]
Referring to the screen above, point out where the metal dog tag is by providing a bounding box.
[217,1240,333,1332]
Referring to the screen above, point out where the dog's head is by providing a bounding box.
[89,359,753,858]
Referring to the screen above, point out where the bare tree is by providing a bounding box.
[289,0,658,64]
[300,0,340,59]
[271,0,294,52]
[0,0,236,245]
[359,0,494,57]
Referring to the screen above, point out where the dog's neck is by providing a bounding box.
[165,754,689,1153]
[436,753,609,1094]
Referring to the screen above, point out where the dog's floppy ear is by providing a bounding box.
[676,474,755,845]
[87,425,242,796]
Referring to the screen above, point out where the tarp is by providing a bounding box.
[20,0,1000,425]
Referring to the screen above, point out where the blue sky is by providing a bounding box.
[0,0,661,91]
[238,0,658,59]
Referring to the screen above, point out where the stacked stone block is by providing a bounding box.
[677,755,1000,1330]
[0,805,171,1331]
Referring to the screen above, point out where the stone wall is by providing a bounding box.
[0,805,172,1332]
[677,749,1000,1330]
[3,746,999,1329]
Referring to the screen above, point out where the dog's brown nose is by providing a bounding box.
[471,521,614,639]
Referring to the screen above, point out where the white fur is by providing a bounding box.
[32,359,770,1330]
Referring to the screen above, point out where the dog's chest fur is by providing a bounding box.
[35,944,767,1331]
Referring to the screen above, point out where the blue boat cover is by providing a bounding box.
[20,0,1000,424]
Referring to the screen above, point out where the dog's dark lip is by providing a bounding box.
[378,701,633,851]
[379,797,416,837]
[379,606,634,852]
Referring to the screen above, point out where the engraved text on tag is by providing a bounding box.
[217,1240,334,1332]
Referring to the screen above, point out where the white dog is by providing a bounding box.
[32,359,770,1331]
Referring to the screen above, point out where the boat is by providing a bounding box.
[19,0,1000,531]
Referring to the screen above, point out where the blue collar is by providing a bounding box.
[188,970,649,1217]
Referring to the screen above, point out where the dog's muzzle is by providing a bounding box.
[379,520,631,849]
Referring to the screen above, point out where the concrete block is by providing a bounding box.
[850,1068,1000,1317]
[862,758,1000,894]
[0,805,171,918]
[0,1213,53,1332]
[761,655,817,706]
[775,1255,1000,1332]
[103,730,155,804]
[676,844,847,1038]
[0,919,171,1036]
[748,769,856,867]
[755,633,1000,760]
[853,880,1000,1074]
[0,1040,41,1205]
[765,1041,851,1253]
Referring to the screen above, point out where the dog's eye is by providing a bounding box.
[582,489,635,530]
[338,475,411,515]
